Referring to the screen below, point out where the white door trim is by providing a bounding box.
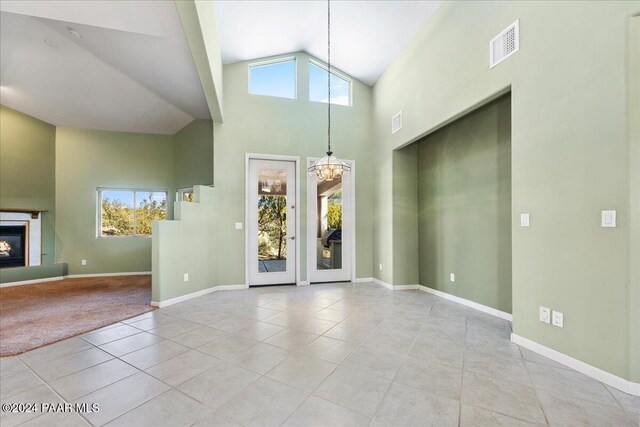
[245,154,301,286]
[306,157,356,284]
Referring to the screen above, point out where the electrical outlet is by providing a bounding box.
[520,213,530,227]
[450,273,455,282]
[183,273,189,282]
[539,306,551,324]
[552,311,564,328]
[81,259,86,266]
[235,222,243,230]
[379,264,382,271]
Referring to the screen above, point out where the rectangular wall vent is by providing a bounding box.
[490,20,519,68]
[391,111,402,134]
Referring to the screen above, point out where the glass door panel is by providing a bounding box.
[249,159,296,286]
[257,169,288,273]
[316,177,342,271]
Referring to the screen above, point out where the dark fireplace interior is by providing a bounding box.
[0,225,27,268]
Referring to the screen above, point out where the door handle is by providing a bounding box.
[289,236,295,240]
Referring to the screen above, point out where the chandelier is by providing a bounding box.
[308,0,351,182]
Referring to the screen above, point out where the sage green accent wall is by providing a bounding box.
[55,127,175,275]
[210,52,373,287]
[628,16,640,383]
[175,0,223,122]
[417,95,512,313]
[392,145,419,286]
[174,119,214,189]
[153,185,216,302]
[0,105,56,265]
[0,264,68,284]
[373,1,640,380]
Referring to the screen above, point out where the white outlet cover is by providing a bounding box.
[235,222,243,230]
[520,213,530,227]
[81,259,86,265]
[552,311,564,328]
[183,273,189,282]
[601,210,616,228]
[539,306,551,324]
[450,273,455,282]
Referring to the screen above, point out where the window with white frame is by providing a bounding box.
[249,57,296,99]
[98,189,167,237]
[309,59,351,106]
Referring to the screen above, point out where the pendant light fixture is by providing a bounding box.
[308,0,351,182]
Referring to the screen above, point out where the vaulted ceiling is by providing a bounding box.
[214,0,442,86]
[0,1,209,135]
[0,1,442,134]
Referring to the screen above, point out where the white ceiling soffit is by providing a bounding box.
[0,1,210,135]
[214,0,441,86]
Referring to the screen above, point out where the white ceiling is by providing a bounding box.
[0,1,209,135]
[214,0,442,86]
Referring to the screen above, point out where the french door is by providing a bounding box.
[307,158,353,283]
[248,159,297,286]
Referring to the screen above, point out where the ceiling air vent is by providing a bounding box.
[392,111,402,134]
[490,20,519,68]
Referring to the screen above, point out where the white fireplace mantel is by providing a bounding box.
[0,211,42,267]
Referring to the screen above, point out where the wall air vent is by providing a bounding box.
[392,111,402,134]
[490,20,519,68]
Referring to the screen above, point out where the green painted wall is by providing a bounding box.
[392,145,419,286]
[153,185,217,302]
[0,105,56,265]
[173,119,214,189]
[211,52,373,286]
[627,16,640,383]
[416,94,512,313]
[55,127,175,275]
[373,1,640,380]
[0,263,68,284]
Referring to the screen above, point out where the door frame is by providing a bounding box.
[306,157,357,284]
[245,153,301,286]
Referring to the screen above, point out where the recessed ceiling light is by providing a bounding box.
[68,28,81,38]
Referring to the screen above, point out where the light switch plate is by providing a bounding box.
[601,210,616,228]
[379,264,382,271]
[235,222,243,230]
[539,306,551,324]
[81,259,87,265]
[552,311,564,328]
[520,213,530,227]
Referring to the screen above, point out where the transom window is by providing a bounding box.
[249,57,296,99]
[177,187,194,202]
[309,59,351,106]
[98,189,167,237]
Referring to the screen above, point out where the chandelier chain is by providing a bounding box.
[327,0,331,154]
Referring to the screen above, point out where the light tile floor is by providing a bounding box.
[1,282,638,426]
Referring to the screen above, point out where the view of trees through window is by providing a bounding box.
[100,190,167,237]
[257,195,287,260]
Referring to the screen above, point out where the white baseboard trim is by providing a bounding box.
[151,284,248,308]
[66,271,151,278]
[511,333,640,397]
[353,277,374,283]
[0,276,65,287]
[417,285,513,321]
[297,281,310,286]
[371,278,419,291]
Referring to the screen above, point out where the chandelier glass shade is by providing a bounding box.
[308,151,351,182]
[308,0,350,182]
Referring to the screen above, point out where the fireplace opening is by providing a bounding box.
[0,225,27,268]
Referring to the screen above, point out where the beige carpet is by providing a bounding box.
[0,275,154,356]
